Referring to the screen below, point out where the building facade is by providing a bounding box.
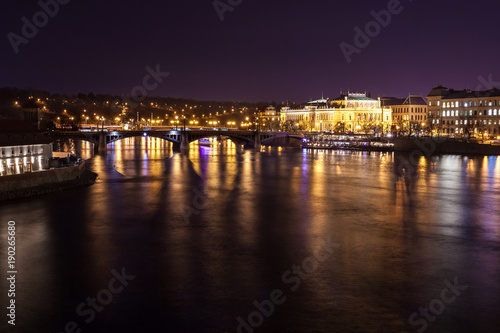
[427,86,500,137]
[0,120,52,176]
[257,106,279,131]
[280,93,392,133]
[388,95,428,133]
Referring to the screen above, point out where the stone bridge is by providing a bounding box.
[49,130,303,152]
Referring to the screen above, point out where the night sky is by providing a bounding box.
[1,0,499,102]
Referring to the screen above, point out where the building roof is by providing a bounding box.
[380,97,405,106]
[427,86,450,97]
[427,86,500,99]
[333,93,377,102]
[403,96,427,105]
[443,88,500,99]
[307,98,328,104]
[0,120,52,147]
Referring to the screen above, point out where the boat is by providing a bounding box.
[199,138,212,147]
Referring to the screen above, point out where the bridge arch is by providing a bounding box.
[105,132,181,145]
[185,133,254,145]
[49,130,300,152]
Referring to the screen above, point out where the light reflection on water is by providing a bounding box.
[0,139,499,333]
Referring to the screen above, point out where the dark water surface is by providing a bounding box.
[1,138,499,333]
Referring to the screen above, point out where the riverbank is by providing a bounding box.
[393,137,500,155]
[0,161,97,201]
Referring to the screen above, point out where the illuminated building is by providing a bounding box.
[427,86,500,137]
[0,120,52,176]
[280,92,392,133]
[383,95,428,133]
[257,106,279,131]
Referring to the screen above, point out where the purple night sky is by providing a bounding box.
[1,0,499,102]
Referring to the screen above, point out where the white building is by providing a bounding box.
[280,93,392,133]
[0,120,52,176]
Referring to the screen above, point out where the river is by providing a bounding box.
[1,137,499,333]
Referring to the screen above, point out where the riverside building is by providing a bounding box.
[385,95,428,133]
[427,86,500,137]
[280,92,392,133]
[0,120,52,176]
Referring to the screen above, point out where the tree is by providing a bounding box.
[334,122,344,134]
[281,120,296,132]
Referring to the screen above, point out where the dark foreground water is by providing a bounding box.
[1,138,499,333]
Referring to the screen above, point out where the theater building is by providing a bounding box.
[280,93,392,133]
